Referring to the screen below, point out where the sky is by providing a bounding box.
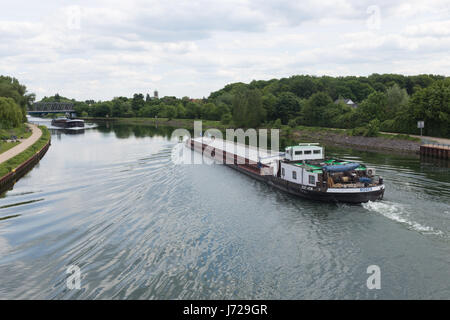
[1,0,449,101]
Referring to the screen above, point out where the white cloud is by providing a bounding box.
[403,20,450,37]
[388,0,450,19]
[0,0,449,100]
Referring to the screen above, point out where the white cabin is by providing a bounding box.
[280,162,318,187]
[284,143,324,161]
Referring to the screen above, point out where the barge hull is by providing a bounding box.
[268,177,384,203]
[228,163,383,203]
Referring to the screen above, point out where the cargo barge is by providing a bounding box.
[188,137,385,204]
[51,118,85,129]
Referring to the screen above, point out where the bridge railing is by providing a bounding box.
[28,102,75,112]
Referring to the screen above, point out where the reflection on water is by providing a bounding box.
[0,121,449,299]
[51,128,85,135]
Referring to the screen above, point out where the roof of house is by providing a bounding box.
[334,98,359,107]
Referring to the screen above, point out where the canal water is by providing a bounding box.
[0,120,449,299]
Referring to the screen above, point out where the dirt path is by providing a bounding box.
[292,130,421,153]
[0,124,42,164]
[381,132,450,145]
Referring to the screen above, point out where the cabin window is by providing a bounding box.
[309,175,315,185]
[313,150,321,154]
[282,168,285,176]
[292,171,297,179]
[295,151,302,155]
[304,150,312,155]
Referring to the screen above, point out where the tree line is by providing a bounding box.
[0,76,34,129]
[6,73,449,138]
[208,74,449,138]
[66,74,449,138]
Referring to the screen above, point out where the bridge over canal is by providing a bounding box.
[28,102,76,117]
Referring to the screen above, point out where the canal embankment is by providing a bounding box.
[291,128,422,153]
[81,117,425,154]
[0,124,51,194]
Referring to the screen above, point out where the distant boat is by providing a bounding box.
[51,118,84,129]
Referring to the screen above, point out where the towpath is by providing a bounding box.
[0,124,42,164]
[380,132,450,145]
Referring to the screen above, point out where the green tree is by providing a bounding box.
[160,96,178,105]
[347,80,375,102]
[157,104,177,120]
[358,91,387,123]
[181,96,190,107]
[73,101,90,117]
[232,88,248,127]
[0,75,34,122]
[409,79,450,137]
[175,104,186,119]
[140,104,161,117]
[92,102,112,117]
[365,119,380,137]
[0,97,23,128]
[232,88,265,127]
[202,102,220,120]
[262,93,277,121]
[386,84,409,118]
[246,89,265,127]
[132,93,145,112]
[272,118,282,129]
[302,92,333,126]
[221,113,232,125]
[185,102,201,119]
[164,105,177,120]
[111,98,130,117]
[289,75,318,99]
[274,92,300,124]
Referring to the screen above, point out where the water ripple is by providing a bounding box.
[0,128,449,299]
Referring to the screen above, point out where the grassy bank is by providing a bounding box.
[0,126,50,178]
[84,116,420,142]
[0,124,33,154]
[0,141,20,154]
[83,117,229,130]
[82,116,422,153]
[290,125,421,142]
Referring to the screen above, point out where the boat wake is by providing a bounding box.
[47,123,98,130]
[362,200,444,236]
[27,116,97,130]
